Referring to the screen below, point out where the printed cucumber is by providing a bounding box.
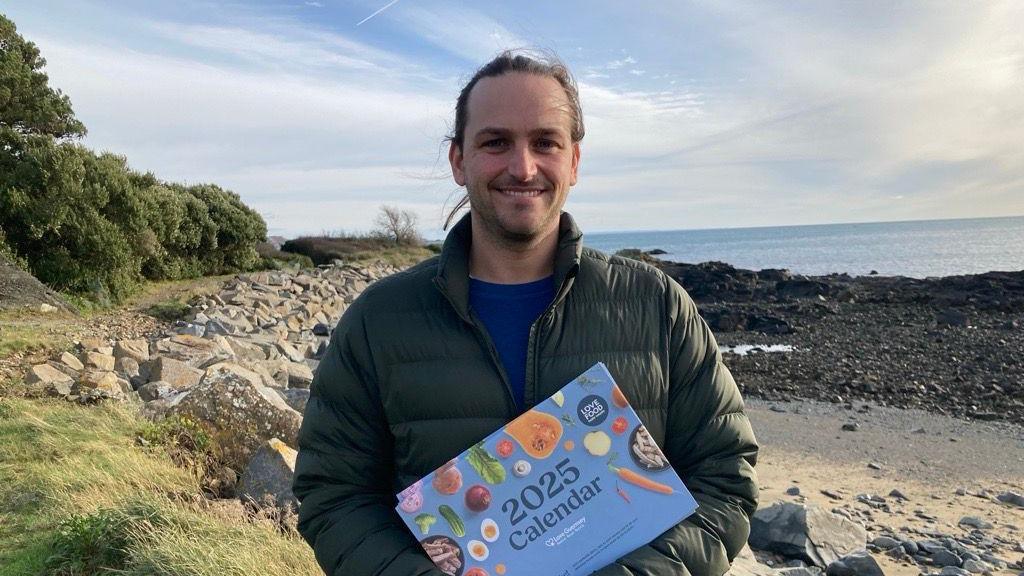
[438,504,465,537]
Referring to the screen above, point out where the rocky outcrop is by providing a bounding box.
[749,502,868,568]
[21,262,400,509]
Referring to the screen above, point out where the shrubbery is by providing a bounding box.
[0,14,267,303]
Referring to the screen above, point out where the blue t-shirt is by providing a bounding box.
[468,275,555,410]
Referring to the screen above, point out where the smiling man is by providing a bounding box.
[293,51,758,576]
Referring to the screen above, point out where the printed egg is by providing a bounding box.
[512,459,531,478]
[480,518,499,542]
[467,540,489,562]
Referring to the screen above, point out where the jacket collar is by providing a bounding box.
[433,211,584,324]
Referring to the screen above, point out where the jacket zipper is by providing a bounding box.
[433,279,519,415]
[524,267,578,409]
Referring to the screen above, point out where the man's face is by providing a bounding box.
[449,72,581,246]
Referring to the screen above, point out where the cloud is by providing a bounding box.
[605,56,637,70]
[385,4,533,62]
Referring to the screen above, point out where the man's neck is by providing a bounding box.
[468,218,559,284]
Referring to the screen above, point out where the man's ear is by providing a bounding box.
[570,141,581,186]
[449,142,466,186]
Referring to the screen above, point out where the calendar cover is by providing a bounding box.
[395,362,698,576]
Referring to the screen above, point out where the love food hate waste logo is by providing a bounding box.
[576,395,609,426]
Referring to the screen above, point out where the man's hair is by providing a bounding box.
[444,49,585,229]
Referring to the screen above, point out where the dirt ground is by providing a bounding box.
[747,398,1024,575]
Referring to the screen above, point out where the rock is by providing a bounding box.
[887,489,908,501]
[167,362,302,469]
[144,356,203,390]
[40,303,57,313]
[237,437,299,510]
[996,491,1024,508]
[938,567,970,576]
[749,502,868,567]
[726,545,782,576]
[286,361,314,389]
[958,516,993,530]
[24,364,74,396]
[931,549,962,567]
[113,339,150,363]
[312,322,331,336]
[153,334,232,368]
[57,351,84,371]
[78,369,123,396]
[841,423,860,432]
[115,357,140,380]
[867,462,882,470]
[81,351,116,371]
[961,559,988,573]
[137,381,176,402]
[871,536,900,550]
[78,338,111,353]
[825,550,884,576]
[275,340,305,363]
[275,388,310,413]
[45,360,79,380]
[787,487,802,496]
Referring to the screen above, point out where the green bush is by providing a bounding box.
[0,14,268,304]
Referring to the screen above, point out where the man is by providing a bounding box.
[293,51,758,576]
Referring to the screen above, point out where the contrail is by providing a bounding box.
[357,0,400,26]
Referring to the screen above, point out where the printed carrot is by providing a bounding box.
[608,463,674,495]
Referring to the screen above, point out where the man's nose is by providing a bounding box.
[507,144,538,181]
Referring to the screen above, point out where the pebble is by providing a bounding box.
[959,516,994,530]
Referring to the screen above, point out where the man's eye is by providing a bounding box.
[482,139,507,148]
[535,139,558,150]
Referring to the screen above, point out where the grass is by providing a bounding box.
[0,397,320,576]
[282,235,435,268]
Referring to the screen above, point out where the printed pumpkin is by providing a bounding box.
[504,409,563,459]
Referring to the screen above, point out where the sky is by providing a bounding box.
[5,0,1023,239]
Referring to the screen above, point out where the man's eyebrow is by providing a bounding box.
[473,127,568,138]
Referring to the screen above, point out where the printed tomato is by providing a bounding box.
[496,438,514,458]
[465,569,489,576]
[611,416,628,435]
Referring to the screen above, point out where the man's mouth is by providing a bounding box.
[495,188,544,197]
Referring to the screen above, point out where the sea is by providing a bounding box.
[583,215,1024,279]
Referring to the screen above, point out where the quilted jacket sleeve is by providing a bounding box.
[292,298,446,576]
[592,279,759,576]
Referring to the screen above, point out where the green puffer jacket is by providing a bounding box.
[293,213,759,576]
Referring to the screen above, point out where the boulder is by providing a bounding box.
[825,551,884,576]
[77,369,124,398]
[81,351,116,371]
[749,502,867,567]
[275,388,310,413]
[237,437,299,510]
[153,334,232,368]
[137,381,176,402]
[167,362,302,469]
[57,351,84,371]
[144,356,203,390]
[287,361,314,389]
[25,364,74,396]
[45,360,79,380]
[275,340,305,363]
[113,339,150,363]
[115,357,140,380]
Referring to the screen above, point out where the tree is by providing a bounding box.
[0,14,86,139]
[373,205,421,245]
